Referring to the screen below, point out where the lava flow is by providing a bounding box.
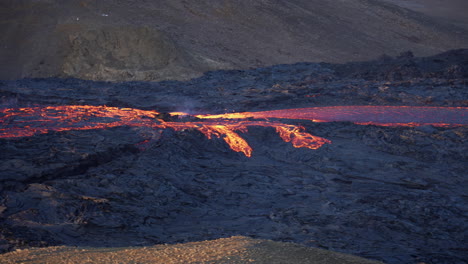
[0,105,331,157]
[1,105,467,157]
[196,106,468,127]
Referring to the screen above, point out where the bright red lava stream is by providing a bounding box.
[1,105,467,157]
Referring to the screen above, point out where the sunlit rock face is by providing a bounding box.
[60,26,199,82]
[1,0,468,81]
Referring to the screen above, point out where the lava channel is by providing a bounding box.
[196,106,468,127]
[1,105,467,157]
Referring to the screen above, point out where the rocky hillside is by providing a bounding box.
[383,0,468,27]
[1,0,467,81]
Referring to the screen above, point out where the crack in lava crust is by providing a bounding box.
[1,105,467,157]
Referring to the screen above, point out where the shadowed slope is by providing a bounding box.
[1,0,467,81]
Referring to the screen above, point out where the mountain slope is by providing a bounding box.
[1,0,467,81]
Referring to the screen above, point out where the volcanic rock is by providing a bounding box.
[0,51,467,264]
[1,0,468,81]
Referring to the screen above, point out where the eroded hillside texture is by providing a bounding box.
[1,0,468,81]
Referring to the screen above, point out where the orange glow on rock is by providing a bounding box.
[275,125,331,150]
[196,106,468,127]
[169,112,190,116]
[206,125,252,157]
[1,105,466,157]
[0,105,163,138]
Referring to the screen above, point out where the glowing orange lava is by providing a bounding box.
[196,106,468,127]
[1,105,466,157]
[0,105,162,138]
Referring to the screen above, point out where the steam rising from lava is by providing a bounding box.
[1,105,466,157]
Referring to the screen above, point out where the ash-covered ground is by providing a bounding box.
[1,50,467,264]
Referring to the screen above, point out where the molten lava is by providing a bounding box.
[196,106,468,127]
[1,105,467,157]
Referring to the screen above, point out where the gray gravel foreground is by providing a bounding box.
[0,236,383,264]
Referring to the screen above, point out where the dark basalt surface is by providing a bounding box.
[1,50,467,264]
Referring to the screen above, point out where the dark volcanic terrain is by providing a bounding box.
[0,50,467,264]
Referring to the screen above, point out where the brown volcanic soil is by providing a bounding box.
[1,0,468,81]
[0,236,383,264]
